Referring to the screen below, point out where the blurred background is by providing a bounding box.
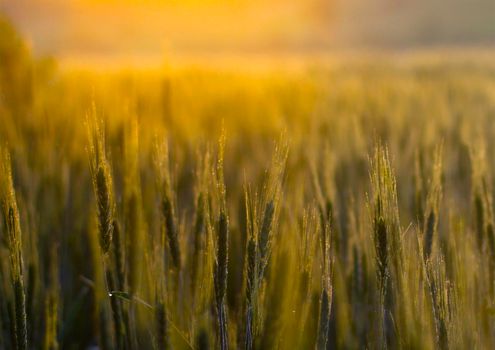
[1,0,494,66]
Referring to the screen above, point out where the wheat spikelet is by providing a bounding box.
[162,193,180,270]
[87,114,114,256]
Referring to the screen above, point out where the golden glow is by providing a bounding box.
[2,0,494,66]
[2,0,336,62]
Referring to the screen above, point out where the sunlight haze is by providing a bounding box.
[2,0,494,64]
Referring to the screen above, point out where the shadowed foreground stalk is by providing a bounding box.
[215,212,229,350]
[317,212,334,350]
[214,131,229,350]
[155,293,168,350]
[0,148,27,350]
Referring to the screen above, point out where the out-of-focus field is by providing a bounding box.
[2,17,495,350]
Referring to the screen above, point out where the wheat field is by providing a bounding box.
[2,15,495,350]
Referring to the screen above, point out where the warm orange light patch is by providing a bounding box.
[3,0,335,63]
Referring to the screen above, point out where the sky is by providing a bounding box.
[1,0,494,63]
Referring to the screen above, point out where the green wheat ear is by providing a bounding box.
[95,164,113,255]
[214,211,229,350]
[162,193,180,270]
[87,114,115,256]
